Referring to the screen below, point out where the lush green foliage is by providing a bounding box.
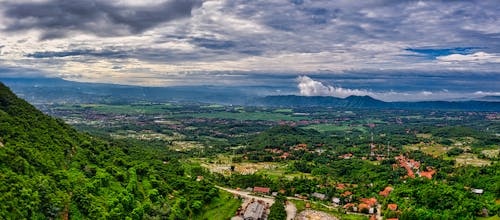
[0,83,222,219]
[268,195,287,220]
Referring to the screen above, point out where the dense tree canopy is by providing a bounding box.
[0,83,221,219]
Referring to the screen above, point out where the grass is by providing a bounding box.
[455,153,491,167]
[171,111,307,121]
[196,190,242,220]
[58,104,175,115]
[273,108,293,113]
[404,143,449,157]
[303,124,367,133]
[416,133,432,139]
[201,104,224,108]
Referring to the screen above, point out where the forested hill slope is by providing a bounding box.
[0,82,218,219]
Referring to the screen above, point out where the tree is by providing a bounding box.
[268,195,287,220]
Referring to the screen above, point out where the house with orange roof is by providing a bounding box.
[388,204,398,211]
[341,191,352,197]
[280,152,290,159]
[343,203,355,209]
[419,168,436,179]
[358,203,370,213]
[336,183,346,190]
[360,198,377,207]
[379,186,394,197]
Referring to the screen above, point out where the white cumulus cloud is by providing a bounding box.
[437,52,500,63]
[296,75,500,102]
[296,75,372,98]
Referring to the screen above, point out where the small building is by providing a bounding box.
[472,188,484,194]
[332,197,340,204]
[379,186,394,197]
[253,186,270,194]
[341,191,352,197]
[196,176,203,181]
[336,184,346,190]
[360,198,377,207]
[358,203,370,213]
[343,203,355,211]
[419,169,436,179]
[369,207,375,214]
[388,204,398,211]
[312,192,327,200]
[271,192,278,197]
[305,202,311,208]
[244,202,265,220]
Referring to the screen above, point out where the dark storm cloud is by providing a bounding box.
[2,0,203,39]
[26,49,125,58]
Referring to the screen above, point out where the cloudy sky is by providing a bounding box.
[0,0,499,101]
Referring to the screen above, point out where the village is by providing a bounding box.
[43,103,497,219]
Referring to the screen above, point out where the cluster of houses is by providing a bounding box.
[343,197,378,214]
[394,155,436,179]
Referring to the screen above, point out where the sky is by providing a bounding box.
[0,0,499,101]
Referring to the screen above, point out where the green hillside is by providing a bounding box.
[0,82,220,219]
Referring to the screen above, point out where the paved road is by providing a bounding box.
[216,186,297,220]
[285,200,297,220]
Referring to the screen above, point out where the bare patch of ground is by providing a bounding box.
[455,153,491,166]
[295,210,338,220]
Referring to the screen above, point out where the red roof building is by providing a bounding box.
[336,183,346,190]
[341,191,352,197]
[343,203,355,209]
[358,203,370,212]
[379,186,394,197]
[388,204,398,211]
[419,168,436,179]
[360,198,377,207]
[253,187,270,194]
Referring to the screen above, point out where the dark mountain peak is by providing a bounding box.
[345,95,381,101]
[345,95,372,99]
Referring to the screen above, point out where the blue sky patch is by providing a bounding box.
[405,47,479,59]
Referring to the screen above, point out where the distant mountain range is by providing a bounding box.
[0,77,260,105]
[1,77,498,111]
[253,95,500,111]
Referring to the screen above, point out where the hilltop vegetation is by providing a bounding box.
[0,83,223,219]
